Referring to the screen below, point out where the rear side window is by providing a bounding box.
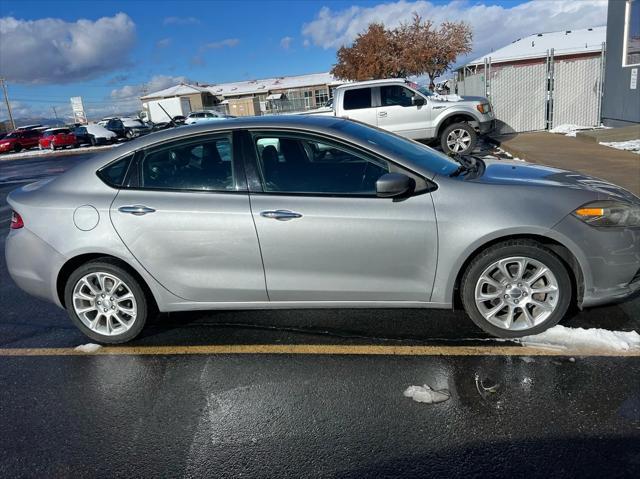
[343,88,372,110]
[97,155,133,188]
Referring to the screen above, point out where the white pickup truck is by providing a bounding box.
[307,79,495,155]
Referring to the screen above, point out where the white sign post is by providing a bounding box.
[70,96,87,124]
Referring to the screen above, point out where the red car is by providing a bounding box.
[0,129,42,153]
[39,128,77,150]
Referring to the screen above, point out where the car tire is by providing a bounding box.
[90,136,96,146]
[440,122,477,155]
[125,129,135,139]
[13,144,22,152]
[64,260,149,344]
[50,142,56,151]
[461,239,572,338]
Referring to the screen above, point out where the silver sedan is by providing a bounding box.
[5,116,640,343]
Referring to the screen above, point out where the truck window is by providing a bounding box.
[343,88,372,110]
[381,85,414,107]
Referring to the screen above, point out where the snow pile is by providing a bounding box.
[432,93,463,102]
[75,343,103,353]
[517,325,640,352]
[549,124,593,137]
[600,139,640,154]
[403,384,450,404]
[0,143,118,161]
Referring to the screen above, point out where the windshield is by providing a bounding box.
[332,119,459,176]
[416,86,434,97]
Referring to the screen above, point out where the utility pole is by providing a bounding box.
[52,106,60,124]
[0,78,16,131]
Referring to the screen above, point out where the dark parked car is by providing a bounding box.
[74,124,117,146]
[105,118,152,140]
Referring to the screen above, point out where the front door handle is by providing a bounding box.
[118,205,156,216]
[260,210,303,221]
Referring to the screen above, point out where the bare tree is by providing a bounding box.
[331,14,472,87]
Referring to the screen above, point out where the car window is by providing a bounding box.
[97,154,133,188]
[343,88,372,110]
[139,135,234,191]
[381,85,415,107]
[253,133,389,195]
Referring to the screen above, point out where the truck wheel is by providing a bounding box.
[440,122,476,155]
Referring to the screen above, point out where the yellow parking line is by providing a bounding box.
[0,344,638,357]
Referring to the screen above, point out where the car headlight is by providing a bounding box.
[476,103,492,114]
[573,200,640,227]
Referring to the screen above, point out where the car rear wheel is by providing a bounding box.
[90,135,96,146]
[50,142,55,151]
[461,240,571,338]
[64,260,148,343]
[440,122,476,155]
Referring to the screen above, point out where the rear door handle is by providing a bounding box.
[260,210,303,221]
[118,205,156,216]
[378,111,388,118]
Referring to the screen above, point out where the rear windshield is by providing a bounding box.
[332,120,459,176]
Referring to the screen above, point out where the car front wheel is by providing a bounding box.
[64,260,148,343]
[461,240,571,338]
[440,122,477,155]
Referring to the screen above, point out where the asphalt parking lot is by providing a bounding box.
[1,152,639,478]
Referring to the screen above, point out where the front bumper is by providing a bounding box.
[5,227,66,308]
[478,119,495,135]
[552,215,640,308]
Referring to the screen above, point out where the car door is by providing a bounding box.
[339,87,378,126]
[376,84,431,139]
[110,131,268,302]
[245,130,438,302]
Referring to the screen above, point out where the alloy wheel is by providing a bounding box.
[72,272,138,336]
[474,256,559,331]
[446,128,472,153]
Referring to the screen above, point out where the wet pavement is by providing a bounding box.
[1,152,639,478]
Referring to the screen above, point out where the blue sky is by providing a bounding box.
[0,0,607,120]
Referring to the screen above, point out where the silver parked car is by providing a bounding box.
[5,116,640,343]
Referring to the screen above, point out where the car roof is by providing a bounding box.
[334,78,407,90]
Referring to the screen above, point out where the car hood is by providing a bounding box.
[472,158,639,203]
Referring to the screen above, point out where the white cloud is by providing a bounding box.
[163,16,200,26]
[110,75,191,100]
[203,38,240,49]
[280,36,293,49]
[0,13,136,84]
[156,37,171,48]
[302,0,607,63]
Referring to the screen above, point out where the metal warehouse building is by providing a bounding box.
[141,72,342,117]
[455,26,607,134]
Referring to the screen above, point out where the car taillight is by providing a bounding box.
[10,211,24,229]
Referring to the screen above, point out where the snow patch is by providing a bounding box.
[0,144,119,161]
[432,93,463,102]
[517,325,640,352]
[403,384,450,404]
[75,343,103,353]
[600,139,640,154]
[549,124,592,137]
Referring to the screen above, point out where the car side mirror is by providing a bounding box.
[412,96,425,106]
[376,173,415,198]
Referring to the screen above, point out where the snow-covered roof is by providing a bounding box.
[141,83,212,100]
[142,72,342,100]
[466,26,606,66]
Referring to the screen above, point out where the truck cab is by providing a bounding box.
[330,79,495,155]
